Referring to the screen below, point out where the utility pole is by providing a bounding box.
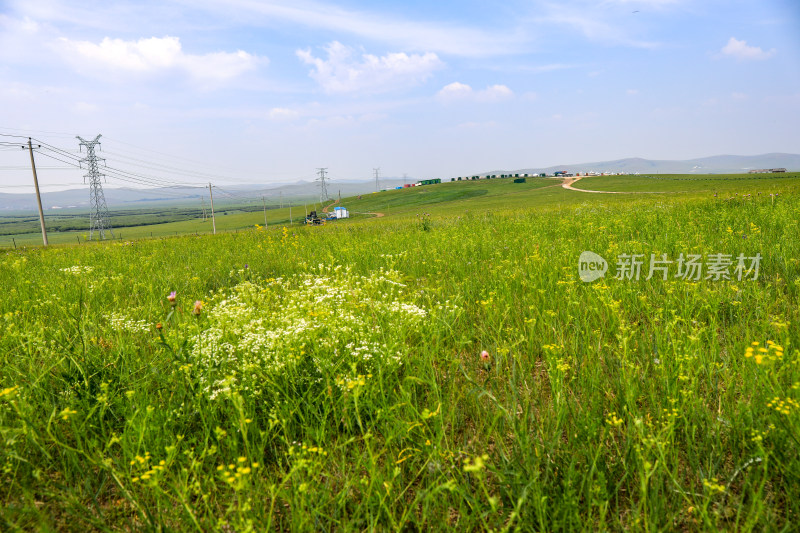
[316,167,329,203]
[262,196,267,227]
[208,183,216,234]
[373,167,380,191]
[23,138,48,246]
[77,134,113,240]
[403,173,408,186]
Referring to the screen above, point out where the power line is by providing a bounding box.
[28,149,82,169]
[4,135,323,201]
[33,140,199,189]
[101,135,259,178]
[34,138,305,190]
[32,139,215,189]
[0,166,74,170]
[100,137,314,185]
[100,150,241,184]
[0,183,85,189]
[30,150,194,197]
[0,127,75,138]
[0,132,36,139]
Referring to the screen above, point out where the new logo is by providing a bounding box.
[579,251,608,282]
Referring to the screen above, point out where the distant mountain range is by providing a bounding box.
[2,153,797,213]
[502,153,800,177]
[0,179,409,213]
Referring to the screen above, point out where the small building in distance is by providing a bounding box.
[749,168,787,173]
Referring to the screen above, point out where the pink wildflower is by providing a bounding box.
[480,350,490,362]
[192,300,203,315]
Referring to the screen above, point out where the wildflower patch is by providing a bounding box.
[189,266,433,399]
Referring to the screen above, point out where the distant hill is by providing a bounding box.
[0,178,409,213]
[3,153,798,213]
[500,153,800,177]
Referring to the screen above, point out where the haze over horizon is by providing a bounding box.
[1,0,799,191]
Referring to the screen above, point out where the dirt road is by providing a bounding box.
[321,199,339,213]
[561,176,663,194]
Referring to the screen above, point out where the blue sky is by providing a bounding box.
[1,0,798,188]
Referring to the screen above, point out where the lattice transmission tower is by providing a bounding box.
[77,134,114,240]
[316,167,329,203]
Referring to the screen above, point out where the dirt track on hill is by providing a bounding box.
[322,199,338,213]
[561,176,664,194]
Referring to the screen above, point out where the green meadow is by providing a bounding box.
[1,175,799,530]
[572,173,800,194]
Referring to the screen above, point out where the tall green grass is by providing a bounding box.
[1,189,798,530]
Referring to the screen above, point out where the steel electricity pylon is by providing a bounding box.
[317,167,329,203]
[77,134,114,240]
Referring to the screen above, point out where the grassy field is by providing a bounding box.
[0,178,564,247]
[572,173,800,194]
[0,203,321,248]
[1,175,799,530]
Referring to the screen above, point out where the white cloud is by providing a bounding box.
[481,84,514,101]
[627,89,639,95]
[720,37,775,60]
[0,15,46,63]
[7,0,531,58]
[57,36,263,81]
[437,82,473,100]
[0,14,39,33]
[296,41,442,94]
[188,0,527,57]
[437,82,514,103]
[533,3,661,48]
[268,107,299,120]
